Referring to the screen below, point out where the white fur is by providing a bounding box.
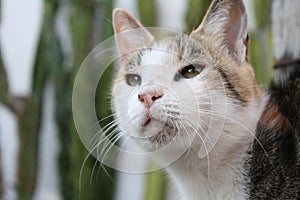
[166,101,265,200]
[112,39,265,199]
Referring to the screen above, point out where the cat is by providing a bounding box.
[110,0,300,199]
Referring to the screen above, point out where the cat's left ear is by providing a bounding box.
[191,0,248,65]
[113,8,154,57]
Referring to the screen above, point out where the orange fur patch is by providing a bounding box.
[260,99,292,135]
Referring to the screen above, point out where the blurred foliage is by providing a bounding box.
[68,0,98,198]
[144,170,167,200]
[185,0,211,33]
[0,50,10,107]
[0,49,4,200]
[0,0,116,199]
[249,0,273,86]
[138,0,157,27]
[17,0,61,198]
[67,0,116,199]
[0,1,6,196]
[254,0,272,29]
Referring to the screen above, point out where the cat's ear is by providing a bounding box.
[113,8,154,57]
[191,0,248,65]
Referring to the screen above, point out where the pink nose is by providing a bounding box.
[138,91,163,108]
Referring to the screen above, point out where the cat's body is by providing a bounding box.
[111,0,300,199]
[246,63,300,199]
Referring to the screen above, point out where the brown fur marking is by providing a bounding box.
[260,99,292,135]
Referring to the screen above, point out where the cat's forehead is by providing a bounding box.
[139,35,207,69]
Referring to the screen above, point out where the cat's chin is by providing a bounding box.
[148,121,177,144]
[133,119,178,150]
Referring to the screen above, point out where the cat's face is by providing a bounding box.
[112,36,211,150]
[112,1,261,154]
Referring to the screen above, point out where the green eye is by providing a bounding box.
[180,64,203,79]
[125,74,141,86]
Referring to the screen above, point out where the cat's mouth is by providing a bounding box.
[143,118,152,127]
[143,118,178,144]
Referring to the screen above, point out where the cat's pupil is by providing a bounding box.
[179,64,203,80]
[125,74,141,86]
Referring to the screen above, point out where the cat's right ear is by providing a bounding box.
[113,9,154,57]
[190,0,248,65]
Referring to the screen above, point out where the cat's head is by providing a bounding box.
[111,0,261,154]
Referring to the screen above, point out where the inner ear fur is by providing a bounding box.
[191,0,249,65]
[113,8,154,57]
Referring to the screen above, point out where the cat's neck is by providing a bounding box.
[166,130,251,199]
